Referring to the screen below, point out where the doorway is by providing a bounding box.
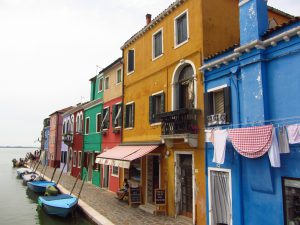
[175,153,194,220]
[87,153,93,182]
[103,165,109,188]
[208,168,232,225]
[146,155,161,204]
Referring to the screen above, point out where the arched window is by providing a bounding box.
[63,122,66,135]
[76,114,80,132]
[178,65,194,109]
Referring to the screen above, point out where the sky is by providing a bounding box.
[0,0,299,146]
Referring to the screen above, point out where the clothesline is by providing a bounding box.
[203,115,300,131]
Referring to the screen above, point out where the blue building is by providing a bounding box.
[201,1,300,225]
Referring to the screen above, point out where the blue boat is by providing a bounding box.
[27,181,56,193]
[38,194,78,217]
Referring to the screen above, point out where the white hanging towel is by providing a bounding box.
[212,129,228,164]
[286,124,300,144]
[278,126,290,153]
[268,128,281,167]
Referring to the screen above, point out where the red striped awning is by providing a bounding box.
[95,145,159,168]
[123,145,158,161]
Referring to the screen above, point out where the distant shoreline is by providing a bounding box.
[0,146,38,149]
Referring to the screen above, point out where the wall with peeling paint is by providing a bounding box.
[203,0,300,225]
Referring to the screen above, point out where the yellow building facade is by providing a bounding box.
[121,0,291,224]
[121,0,240,224]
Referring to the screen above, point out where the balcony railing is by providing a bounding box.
[62,133,73,145]
[157,108,201,135]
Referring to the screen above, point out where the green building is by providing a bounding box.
[82,73,103,186]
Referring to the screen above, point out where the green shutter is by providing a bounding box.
[132,103,135,128]
[112,105,116,128]
[149,96,153,124]
[125,105,129,128]
[118,104,123,127]
[160,92,165,113]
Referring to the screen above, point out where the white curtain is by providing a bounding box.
[210,171,231,225]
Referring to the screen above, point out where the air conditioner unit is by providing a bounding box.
[207,113,227,126]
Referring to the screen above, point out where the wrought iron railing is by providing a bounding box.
[157,108,201,135]
[62,133,73,145]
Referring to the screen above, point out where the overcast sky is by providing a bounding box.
[0,0,299,146]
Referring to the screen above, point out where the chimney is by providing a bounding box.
[239,0,268,45]
[146,14,152,25]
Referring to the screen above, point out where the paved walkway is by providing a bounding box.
[35,165,192,225]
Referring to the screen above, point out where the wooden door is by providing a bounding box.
[180,155,193,218]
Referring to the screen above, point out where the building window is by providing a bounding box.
[102,107,110,130]
[152,29,163,59]
[104,77,109,90]
[129,159,141,182]
[85,117,90,134]
[112,166,119,177]
[116,69,122,84]
[96,113,102,133]
[175,10,188,47]
[76,114,80,133]
[204,86,231,127]
[283,178,300,225]
[125,102,135,128]
[98,77,103,92]
[112,103,122,128]
[149,92,165,124]
[73,151,77,167]
[78,152,82,168]
[127,49,135,74]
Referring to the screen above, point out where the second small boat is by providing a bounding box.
[27,181,56,193]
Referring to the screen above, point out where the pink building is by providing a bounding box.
[48,107,73,168]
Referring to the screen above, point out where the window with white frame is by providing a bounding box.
[98,77,103,92]
[85,117,90,134]
[80,114,84,133]
[204,86,231,127]
[283,178,300,224]
[116,69,122,84]
[152,29,163,59]
[73,151,77,167]
[78,152,82,168]
[125,102,134,128]
[112,166,119,176]
[127,49,135,73]
[101,107,110,130]
[149,92,165,124]
[104,77,109,90]
[175,10,188,47]
[112,103,122,128]
[96,113,102,133]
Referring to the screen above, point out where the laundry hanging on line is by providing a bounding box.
[211,129,228,164]
[228,125,273,158]
[286,124,300,144]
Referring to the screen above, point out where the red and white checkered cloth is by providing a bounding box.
[228,125,273,158]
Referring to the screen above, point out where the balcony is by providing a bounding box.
[63,133,73,146]
[157,108,201,148]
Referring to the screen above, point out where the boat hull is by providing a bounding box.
[38,194,78,217]
[27,181,56,193]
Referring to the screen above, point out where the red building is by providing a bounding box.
[100,58,123,192]
[66,103,87,178]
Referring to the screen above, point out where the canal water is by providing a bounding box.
[0,148,93,225]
